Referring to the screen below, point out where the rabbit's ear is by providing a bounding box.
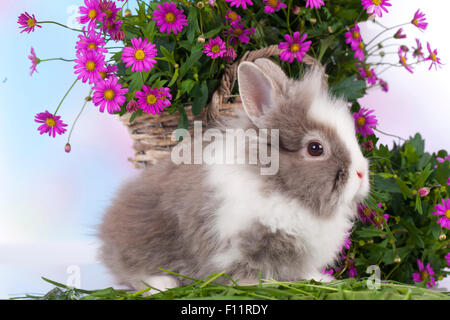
[238,61,280,126]
[254,58,288,90]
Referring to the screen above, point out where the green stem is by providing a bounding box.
[54,79,79,116]
[67,90,93,144]
[365,22,410,47]
[39,58,75,63]
[37,21,83,32]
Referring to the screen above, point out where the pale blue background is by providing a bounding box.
[0,0,448,297]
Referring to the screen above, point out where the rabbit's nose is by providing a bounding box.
[357,171,364,179]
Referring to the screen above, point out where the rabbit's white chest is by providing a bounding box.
[208,164,354,272]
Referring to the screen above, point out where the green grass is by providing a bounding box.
[11,270,450,300]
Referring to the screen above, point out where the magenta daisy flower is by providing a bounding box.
[412,38,424,61]
[358,67,377,85]
[92,77,128,114]
[353,41,365,62]
[433,198,450,229]
[446,253,450,266]
[75,31,107,54]
[398,48,414,74]
[225,10,241,22]
[228,21,255,45]
[78,0,106,31]
[411,9,428,31]
[306,0,325,9]
[379,79,389,92]
[447,177,450,186]
[412,260,436,288]
[345,24,362,49]
[158,87,173,109]
[279,32,312,63]
[74,50,107,84]
[122,37,157,73]
[225,0,253,10]
[361,0,392,18]
[126,100,139,113]
[203,37,227,59]
[136,85,170,115]
[34,111,68,138]
[394,28,406,39]
[223,47,237,62]
[426,42,443,71]
[28,47,39,76]
[152,2,188,35]
[99,64,118,80]
[263,0,287,14]
[103,19,123,39]
[353,108,377,137]
[99,0,120,23]
[18,12,42,34]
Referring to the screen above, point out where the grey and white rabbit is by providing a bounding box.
[98,58,370,292]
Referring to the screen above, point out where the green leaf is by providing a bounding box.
[415,194,423,215]
[180,79,197,95]
[168,68,179,87]
[179,48,203,80]
[395,178,412,199]
[330,75,366,101]
[192,81,209,115]
[415,164,432,188]
[374,175,400,193]
[160,46,176,65]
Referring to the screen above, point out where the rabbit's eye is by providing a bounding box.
[307,142,324,157]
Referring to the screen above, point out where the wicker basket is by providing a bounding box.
[120,45,323,168]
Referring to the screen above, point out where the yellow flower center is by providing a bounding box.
[147,94,157,105]
[268,0,278,7]
[413,19,418,26]
[445,209,450,219]
[165,12,176,23]
[372,0,382,5]
[88,42,97,50]
[134,49,146,61]
[357,117,366,128]
[233,28,243,36]
[363,207,372,217]
[228,11,238,21]
[400,56,407,65]
[211,45,221,53]
[366,69,373,77]
[86,61,96,71]
[27,18,36,27]
[432,52,437,62]
[46,118,56,127]
[290,43,300,52]
[358,42,364,50]
[421,271,428,281]
[88,9,97,19]
[105,9,113,19]
[352,31,360,39]
[99,71,107,80]
[104,89,115,101]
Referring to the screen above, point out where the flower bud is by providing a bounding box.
[292,5,301,15]
[65,143,71,153]
[394,256,401,263]
[197,1,204,9]
[418,187,430,197]
[126,100,139,114]
[367,239,374,245]
[309,18,317,24]
[124,9,132,17]
[197,36,206,43]
[439,234,447,241]
[358,240,365,246]
[85,96,92,102]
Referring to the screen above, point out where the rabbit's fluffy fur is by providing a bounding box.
[98,59,370,292]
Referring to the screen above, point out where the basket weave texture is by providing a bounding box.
[120,45,322,168]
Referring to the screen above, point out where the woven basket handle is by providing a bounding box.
[205,44,327,123]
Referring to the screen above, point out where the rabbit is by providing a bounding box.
[98,58,370,293]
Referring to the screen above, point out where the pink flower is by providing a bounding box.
[398,48,414,74]
[447,177,450,186]
[99,64,118,81]
[353,108,377,137]
[92,77,128,114]
[394,28,406,39]
[225,10,241,22]
[126,100,139,113]
[411,9,428,31]
[136,85,172,115]
[103,19,123,39]
[225,0,253,10]
[99,0,120,24]
[426,42,443,71]
[28,47,39,76]
[418,187,430,197]
[361,0,391,18]
[353,41,365,62]
[321,267,335,279]
[228,21,254,45]
[152,2,188,35]
[263,0,287,14]
[78,0,106,31]
[203,37,227,59]
[412,260,436,288]
[412,39,424,61]
[223,47,237,62]
[345,24,362,49]
[122,38,157,73]
[378,79,389,92]
[433,198,450,229]
[362,139,374,151]
[278,32,312,63]
[358,66,377,85]
[75,31,107,54]
[34,111,68,138]
[74,50,107,84]
[306,0,325,9]
[18,12,41,34]
[446,253,450,266]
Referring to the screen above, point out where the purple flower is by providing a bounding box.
[433,198,450,229]
[74,50,107,84]
[345,24,362,49]
[306,0,325,9]
[223,47,237,62]
[263,0,287,14]
[126,100,139,113]
[28,47,39,76]
[358,66,377,85]
[446,253,450,266]
[228,21,254,45]
[413,260,436,288]
[225,10,241,22]
[418,187,430,197]
[353,108,378,137]
[75,31,107,54]
[352,41,365,62]
[279,32,312,63]
[379,79,389,92]
[411,9,428,31]
[136,86,172,115]
[78,0,106,31]
[122,37,157,73]
[92,77,128,114]
[152,2,188,34]
[203,37,227,59]
[225,0,253,10]
[394,28,406,39]
[412,39,424,61]
[398,48,414,74]
[34,111,68,138]
[18,12,42,34]
[426,42,443,71]
[361,0,392,18]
